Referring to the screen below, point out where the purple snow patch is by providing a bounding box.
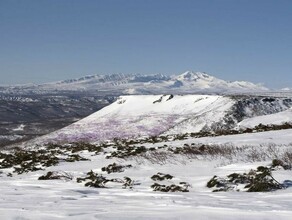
[42,114,181,144]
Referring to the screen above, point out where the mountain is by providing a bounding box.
[29,94,292,145]
[8,71,268,95]
[168,71,268,92]
[32,95,233,143]
[58,71,268,94]
[281,87,292,91]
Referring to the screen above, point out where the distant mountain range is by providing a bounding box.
[44,71,268,94]
[2,71,269,95]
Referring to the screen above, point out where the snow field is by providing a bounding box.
[2,130,292,219]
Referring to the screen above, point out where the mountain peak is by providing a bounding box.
[176,71,213,81]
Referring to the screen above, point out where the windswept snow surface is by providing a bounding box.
[1,130,292,219]
[238,108,292,129]
[35,95,235,144]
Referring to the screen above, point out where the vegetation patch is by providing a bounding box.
[121,176,138,189]
[0,149,59,174]
[207,164,285,192]
[64,154,89,162]
[101,163,132,174]
[70,142,104,154]
[77,170,110,188]
[77,170,139,189]
[271,159,291,170]
[38,171,73,181]
[151,182,190,192]
[150,172,190,192]
[106,145,147,159]
[168,143,242,160]
[46,142,104,154]
[151,172,173,181]
[0,142,103,175]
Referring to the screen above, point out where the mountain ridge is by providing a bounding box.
[27,94,292,145]
[39,71,268,94]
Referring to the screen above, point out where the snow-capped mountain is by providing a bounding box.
[35,71,268,94]
[30,94,292,145]
[281,87,292,91]
[32,95,233,143]
[169,71,267,92]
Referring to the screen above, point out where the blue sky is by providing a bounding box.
[0,0,291,88]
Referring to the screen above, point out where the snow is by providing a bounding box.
[281,88,292,91]
[21,71,269,94]
[153,129,292,151]
[0,135,22,141]
[30,95,234,144]
[1,131,292,219]
[237,108,292,129]
[24,94,292,146]
[2,94,292,219]
[12,124,25,131]
[194,129,292,146]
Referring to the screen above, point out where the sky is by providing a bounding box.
[0,0,291,88]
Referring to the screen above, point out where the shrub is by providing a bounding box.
[70,142,104,154]
[0,149,60,174]
[106,145,147,159]
[282,151,292,169]
[77,170,139,189]
[151,172,173,181]
[207,165,285,192]
[151,182,190,192]
[122,176,139,189]
[64,154,89,162]
[271,159,291,170]
[246,166,283,192]
[38,171,73,181]
[77,170,109,188]
[101,163,132,174]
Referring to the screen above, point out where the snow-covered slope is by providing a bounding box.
[34,95,234,143]
[29,94,292,145]
[2,129,292,220]
[238,107,292,129]
[3,96,292,220]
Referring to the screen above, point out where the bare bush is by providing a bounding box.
[118,142,292,166]
[246,146,268,162]
[132,151,185,165]
[38,171,73,181]
[282,150,292,168]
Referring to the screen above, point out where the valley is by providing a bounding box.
[0,91,115,148]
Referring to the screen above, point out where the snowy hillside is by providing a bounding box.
[237,107,292,129]
[2,128,292,219]
[29,94,292,145]
[3,96,292,220]
[33,95,234,144]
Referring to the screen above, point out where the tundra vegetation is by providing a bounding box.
[1,129,292,193]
